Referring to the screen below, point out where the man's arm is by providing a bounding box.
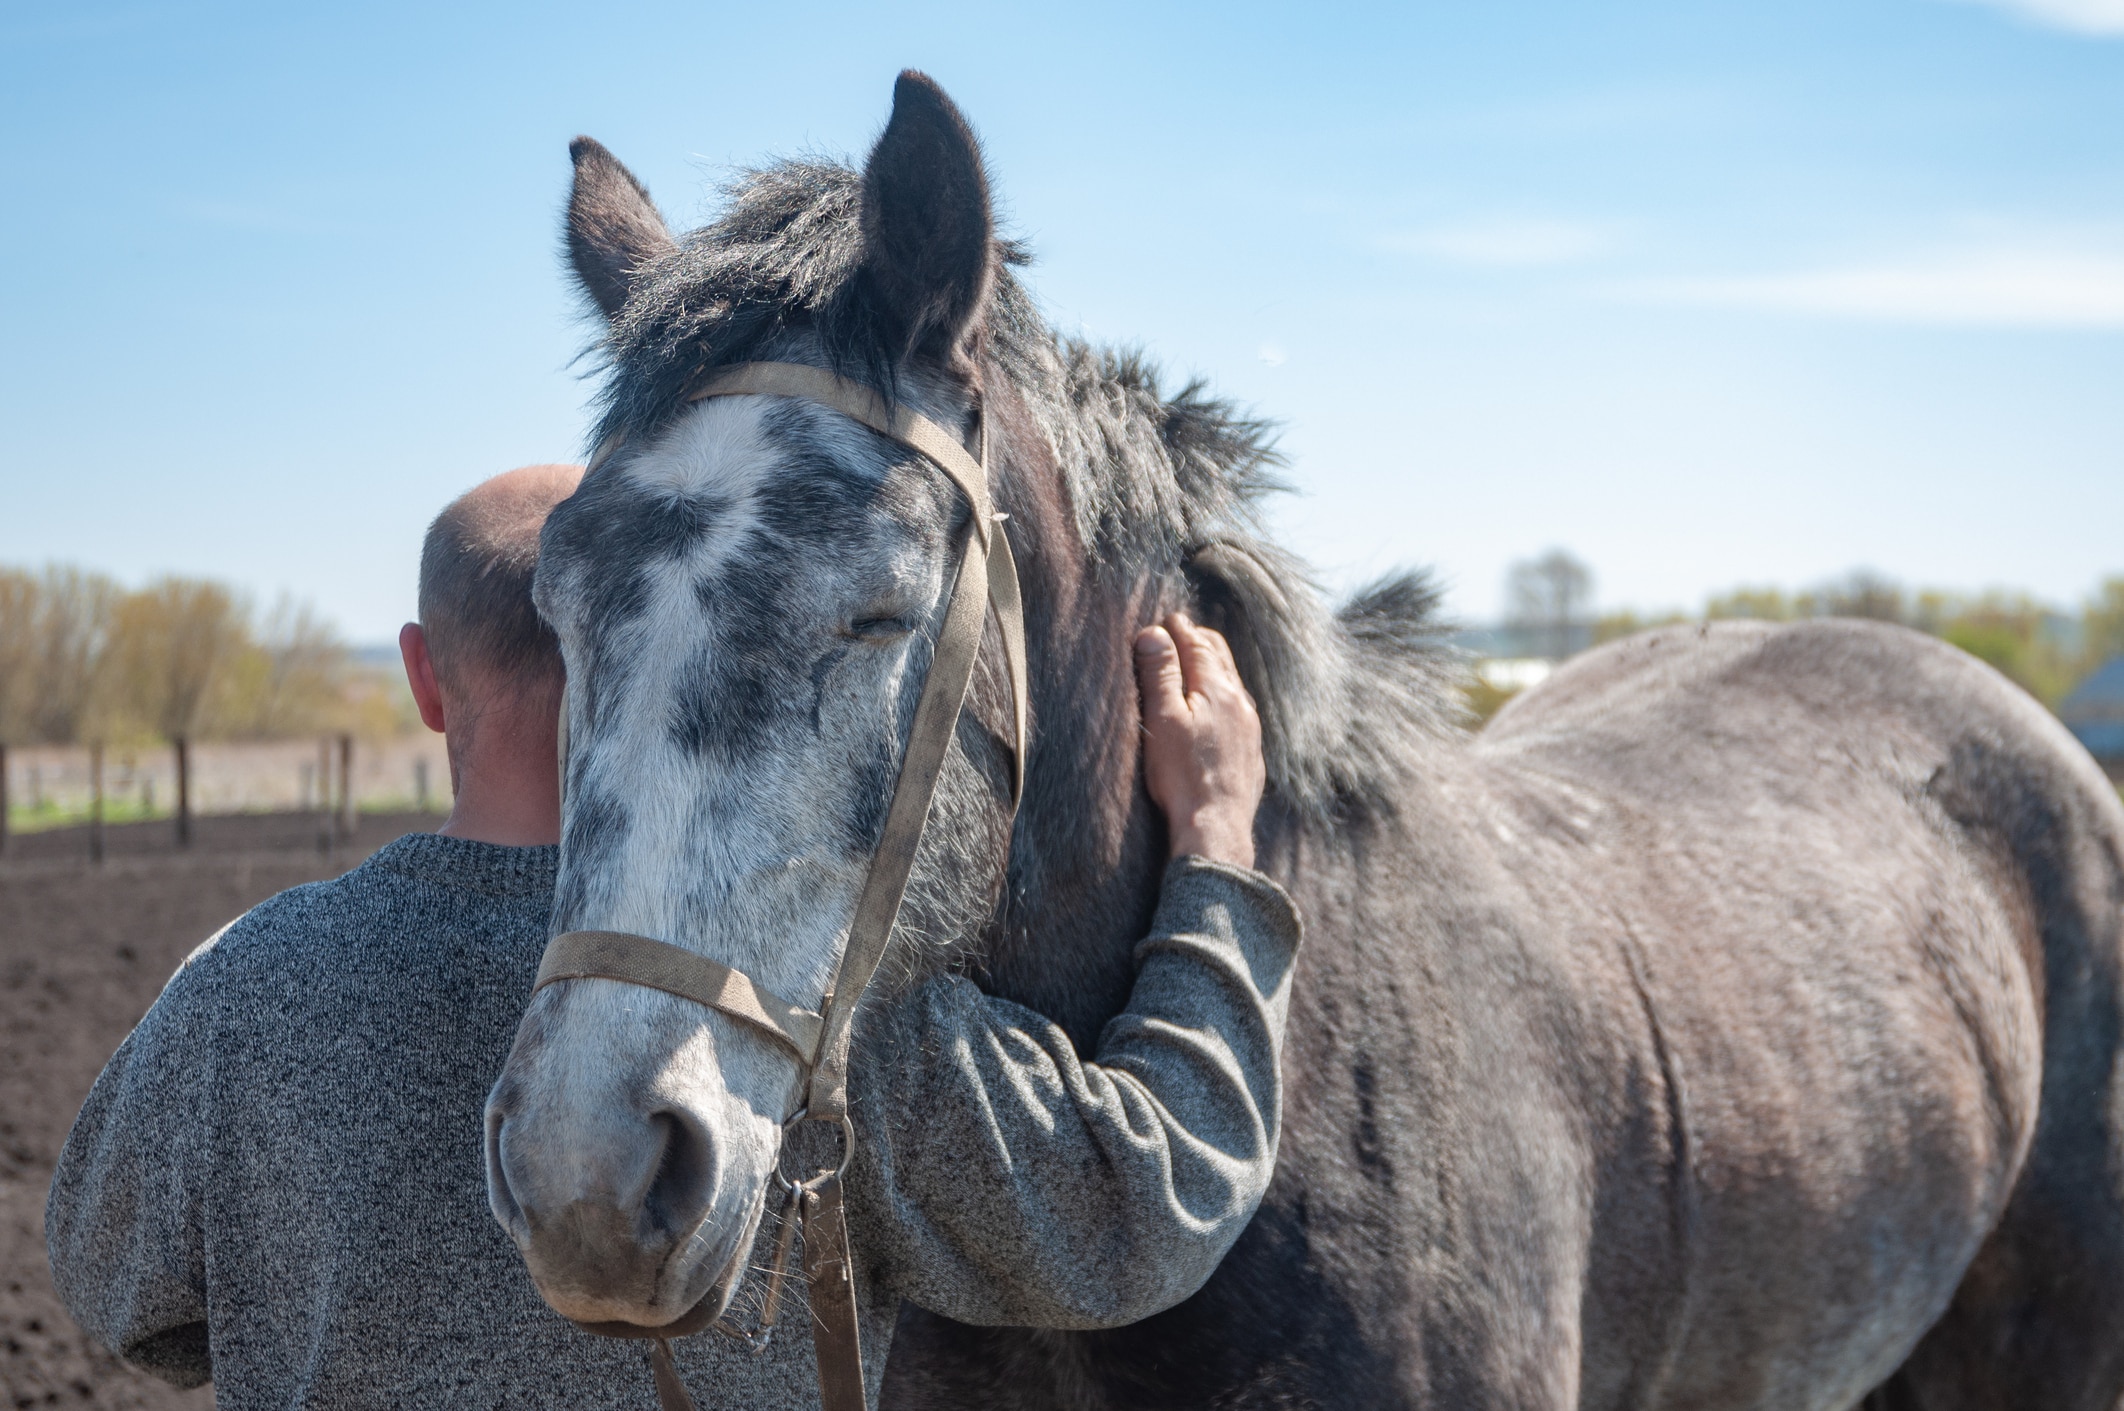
[850,856,1298,1328]
[846,614,1298,1329]
[46,947,218,1387]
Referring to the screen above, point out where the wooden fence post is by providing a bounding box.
[338,734,355,840]
[89,741,105,865]
[317,738,333,854]
[0,741,9,858]
[174,736,192,848]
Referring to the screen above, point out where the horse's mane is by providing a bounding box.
[587,160,1465,825]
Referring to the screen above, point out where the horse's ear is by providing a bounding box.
[859,71,995,364]
[565,136,676,320]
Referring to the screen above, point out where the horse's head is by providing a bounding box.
[483,73,1019,1329]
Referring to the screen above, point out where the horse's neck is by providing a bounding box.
[977,385,1177,1052]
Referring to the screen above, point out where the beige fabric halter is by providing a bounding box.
[532,362,1027,1411]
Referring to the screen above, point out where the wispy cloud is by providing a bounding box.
[1945,0,2124,35]
[1380,219,1624,268]
[1619,246,2124,328]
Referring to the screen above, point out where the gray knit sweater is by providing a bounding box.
[46,832,1300,1409]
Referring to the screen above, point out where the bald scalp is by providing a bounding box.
[419,464,583,696]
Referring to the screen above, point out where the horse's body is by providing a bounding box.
[888,614,2124,1410]
[488,73,2124,1409]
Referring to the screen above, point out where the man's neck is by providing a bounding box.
[439,804,559,847]
[438,729,562,847]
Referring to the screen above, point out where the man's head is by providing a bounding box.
[400,464,583,845]
[418,464,584,708]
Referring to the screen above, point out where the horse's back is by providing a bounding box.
[1481,618,2124,1410]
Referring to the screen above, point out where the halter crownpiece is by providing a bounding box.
[536,361,1029,1411]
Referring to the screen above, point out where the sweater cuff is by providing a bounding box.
[1140,856,1304,965]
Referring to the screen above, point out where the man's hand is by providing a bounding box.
[1134,613,1267,869]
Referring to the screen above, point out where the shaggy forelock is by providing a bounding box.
[584,157,1464,824]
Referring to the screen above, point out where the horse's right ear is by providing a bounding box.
[859,71,995,365]
[565,136,676,320]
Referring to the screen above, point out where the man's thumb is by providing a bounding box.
[1134,625,1188,724]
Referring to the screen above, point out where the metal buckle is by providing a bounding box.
[792,1110,857,1184]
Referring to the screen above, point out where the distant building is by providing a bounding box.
[2061,658,2124,781]
[1448,624,1590,663]
[1478,658,1555,693]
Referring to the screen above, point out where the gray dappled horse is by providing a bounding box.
[484,72,2124,1409]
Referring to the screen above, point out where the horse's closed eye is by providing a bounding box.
[847,617,913,641]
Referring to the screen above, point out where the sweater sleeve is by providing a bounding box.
[45,951,217,1388]
[844,857,1302,1329]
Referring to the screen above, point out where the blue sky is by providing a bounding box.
[2,0,2120,641]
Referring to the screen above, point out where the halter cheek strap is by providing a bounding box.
[532,362,1027,1411]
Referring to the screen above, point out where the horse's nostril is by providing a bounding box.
[485,1106,530,1242]
[642,1108,718,1238]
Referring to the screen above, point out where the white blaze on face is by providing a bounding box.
[575,393,917,1000]
[488,390,949,1326]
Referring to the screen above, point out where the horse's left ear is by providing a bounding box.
[859,70,995,365]
[566,136,676,320]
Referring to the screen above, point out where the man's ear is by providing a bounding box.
[858,71,995,364]
[565,136,677,320]
[400,623,448,734]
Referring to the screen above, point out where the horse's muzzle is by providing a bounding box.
[485,1097,749,1327]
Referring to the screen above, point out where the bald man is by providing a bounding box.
[49,465,1297,1409]
[398,462,582,848]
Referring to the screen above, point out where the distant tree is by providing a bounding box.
[1506,549,1594,660]
[2086,578,2124,669]
[218,596,351,738]
[102,577,251,844]
[1705,588,1793,622]
[0,570,33,852]
[3,558,383,769]
[1593,608,1688,646]
[0,569,36,747]
[1799,570,1904,623]
[103,579,248,740]
[1934,593,2078,707]
[1592,610,1643,646]
[1461,676,1520,727]
[26,566,120,745]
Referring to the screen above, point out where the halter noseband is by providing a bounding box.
[531,362,1027,1411]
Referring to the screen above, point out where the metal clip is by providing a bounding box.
[704,1109,854,1356]
[708,1177,793,1356]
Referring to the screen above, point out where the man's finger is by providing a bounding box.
[1165,613,1227,699]
[1134,624,1190,726]
[1203,623,1242,684]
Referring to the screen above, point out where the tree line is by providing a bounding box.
[1595,571,2124,710]
[0,564,387,749]
[1489,553,2124,724]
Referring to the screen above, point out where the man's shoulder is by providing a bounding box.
[174,833,556,992]
[176,852,409,979]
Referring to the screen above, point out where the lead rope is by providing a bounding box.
[539,363,1026,1411]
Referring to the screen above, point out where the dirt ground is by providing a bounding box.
[1,811,443,1409]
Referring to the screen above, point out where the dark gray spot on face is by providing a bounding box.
[540,470,751,716]
[555,788,629,924]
